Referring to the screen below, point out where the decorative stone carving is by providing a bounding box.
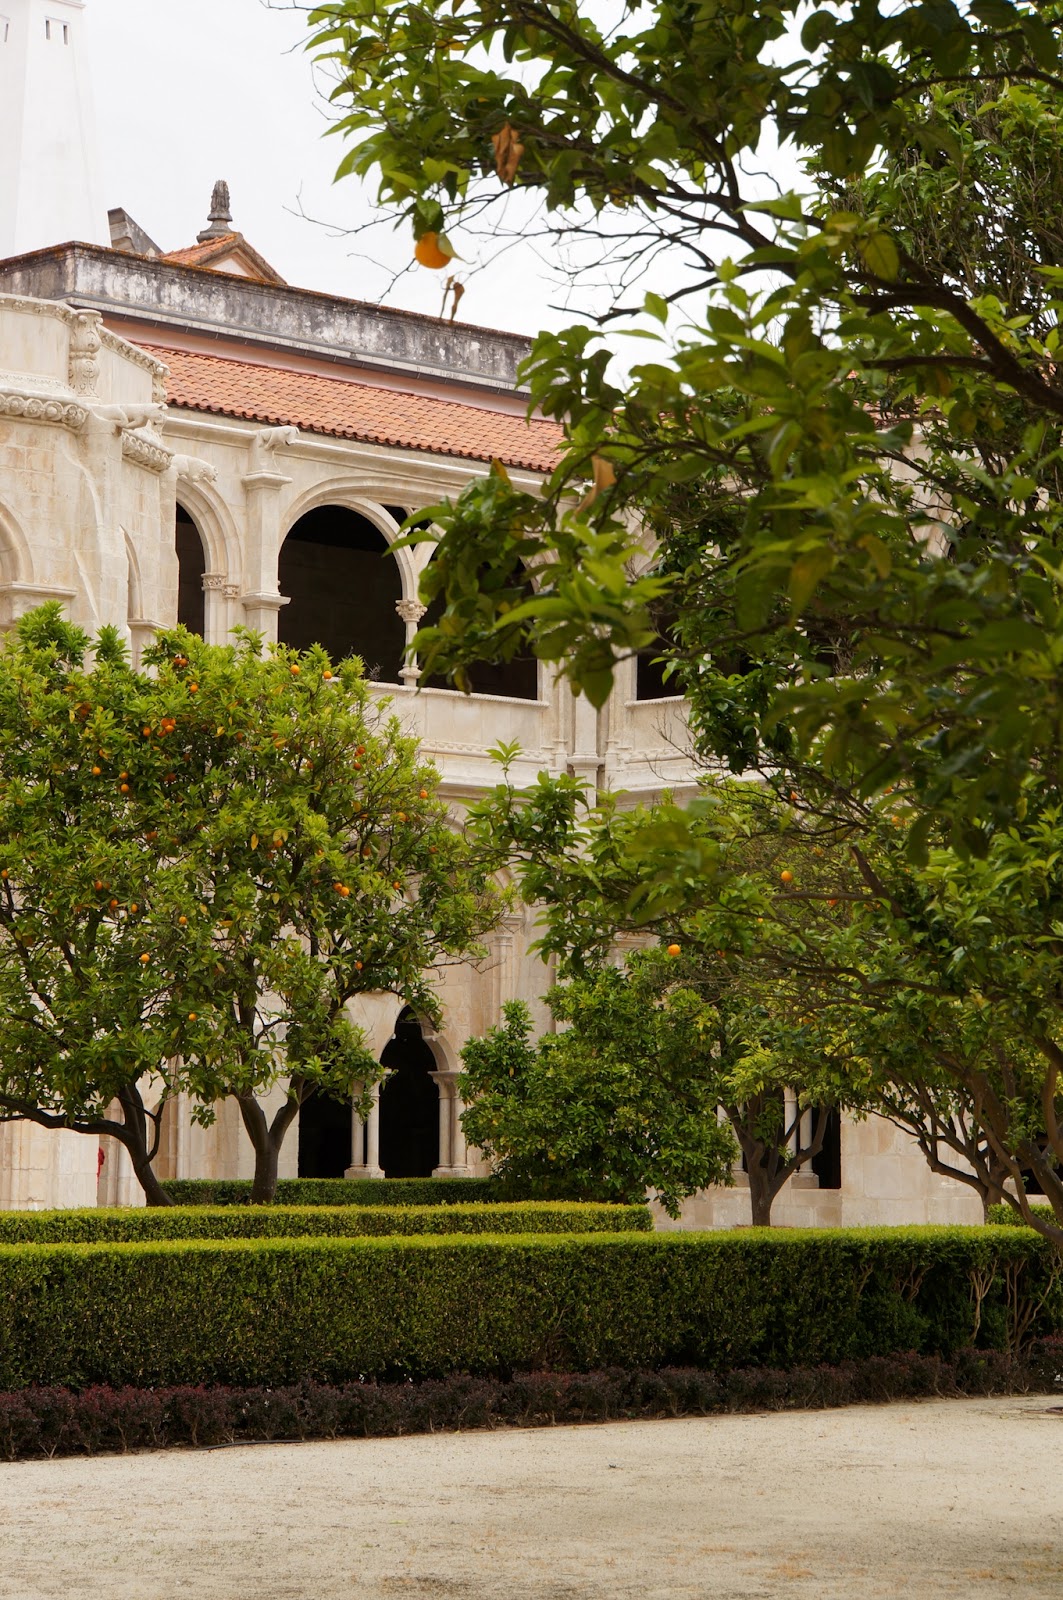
[223,583,241,600]
[201,573,229,592]
[198,180,233,243]
[395,598,427,625]
[93,402,167,431]
[68,311,102,397]
[173,454,218,486]
[121,431,174,475]
[248,425,300,473]
[0,389,87,431]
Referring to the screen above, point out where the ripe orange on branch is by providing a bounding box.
[414,231,452,270]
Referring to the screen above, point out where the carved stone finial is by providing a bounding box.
[197,180,233,243]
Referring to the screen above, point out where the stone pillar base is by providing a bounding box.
[345,1164,385,1180]
[433,1164,471,1179]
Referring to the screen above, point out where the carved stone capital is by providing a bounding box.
[201,573,228,592]
[396,598,428,626]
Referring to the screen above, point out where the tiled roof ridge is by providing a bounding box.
[146,342,561,474]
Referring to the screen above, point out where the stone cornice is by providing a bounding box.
[0,387,87,431]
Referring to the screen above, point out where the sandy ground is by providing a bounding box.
[0,1397,1061,1599]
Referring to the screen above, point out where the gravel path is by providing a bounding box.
[1,1397,1061,1598]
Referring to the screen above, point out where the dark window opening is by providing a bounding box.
[636,609,682,701]
[297,1090,352,1178]
[175,506,206,637]
[811,1106,842,1189]
[420,562,539,700]
[378,1008,440,1178]
[279,506,404,680]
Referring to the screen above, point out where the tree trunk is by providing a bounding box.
[116,1085,173,1206]
[237,1090,301,1205]
[746,1163,775,1227]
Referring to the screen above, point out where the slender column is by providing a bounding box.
[365,1084,383,1177]
[431,1072,454,1173]
[785,1088,799,1155]
[451,1088,468,1171]
[396,598,427,685]
[241,436,294,645]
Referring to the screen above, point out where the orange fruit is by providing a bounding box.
[188,683,199,694]
[109,899,119,910]
[188,1012,197,1022]
[129,904,138,915]
[139,953,150,965]
[667,943,681,956]
[354,960,364,972]
[178,916,188,926]
[120,783,130,794]
[339,886,351,898]
[414,231,451,269]
[91,766,102,777]
[323,670,333,681]
[93,880,104,891]
[396,812,407,823]
[0,870,7,881]
[780,870,794,884]
[419,789,429,799]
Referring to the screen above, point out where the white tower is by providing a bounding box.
[0,0,108,259]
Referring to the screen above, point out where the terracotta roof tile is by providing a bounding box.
[161,236,244,268]
[146,344,561,473]
[159,234,286,286]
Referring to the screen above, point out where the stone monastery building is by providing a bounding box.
[0,0,981,1224]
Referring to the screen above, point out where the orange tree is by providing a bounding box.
[144,625,503,1204]
[0,607,502,1205]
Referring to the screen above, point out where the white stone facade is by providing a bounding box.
[0,276,985,1226]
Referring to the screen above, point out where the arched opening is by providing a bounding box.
[175,504,206,636]
[378,1008,440,1178]
[811,1106,842,1190]
[636,608,682,701]
[278,506,404,679]
[297,1089,353,1179]
[420,561,539,700]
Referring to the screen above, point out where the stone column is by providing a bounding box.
[491,913,523,1025]
[201,572,230,646]
[431,1072,470,1177]
[347,1083,385,1179]
[241,441,294,646]
[396,598,427,685]
[431,1072,454,1172]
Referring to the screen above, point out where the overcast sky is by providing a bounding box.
[86,0,588,340]
[85,0,800,358]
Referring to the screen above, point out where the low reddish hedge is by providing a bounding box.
[0,1342,1059,1460]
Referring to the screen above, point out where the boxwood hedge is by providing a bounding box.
[0,1202,651,1245]
[160,1177,498,1207]
[0,1226,1057,1391]
[987,1202,1056,1228]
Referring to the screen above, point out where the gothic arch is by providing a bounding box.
[0,501,33,587]
[279,484,420,605]
[172,477,240,582]
[278,494,407,682]
[124,532,143,624]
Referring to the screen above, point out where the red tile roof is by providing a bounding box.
[146,344,562,473]
[161,236,243,268]
[159,234,286,286]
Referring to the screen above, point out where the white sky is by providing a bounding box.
[86,0,588,340]
[85,0,801,356]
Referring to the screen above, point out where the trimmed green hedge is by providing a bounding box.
[159,1177,498,1207]
[0,1226,1058,1391]
[0,1202,651,1245]
[987,1202,1057,1228]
